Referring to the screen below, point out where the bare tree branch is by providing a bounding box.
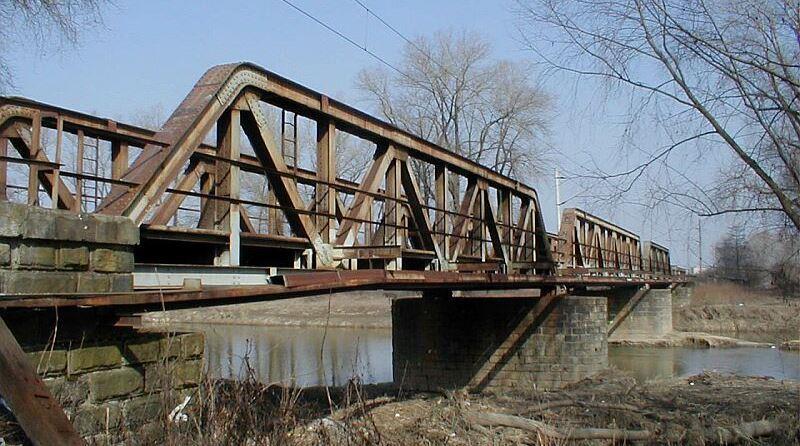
[514,0,800,232]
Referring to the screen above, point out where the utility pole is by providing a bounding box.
[555,168,563,232]
[697,219,702,273]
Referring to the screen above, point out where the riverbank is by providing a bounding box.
[674,282,800,338]
[143,290,402,328]
[783,340,800,351]
[610,330,775,348]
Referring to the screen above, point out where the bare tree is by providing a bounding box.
[514,0,800,232]
[356,31,550,203]
[711,226,799,296]
[0,0,105,91]
[712,226,760,285]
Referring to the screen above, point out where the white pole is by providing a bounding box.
[697,219,702,273]
[555,168,562,232]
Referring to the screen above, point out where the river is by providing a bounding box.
[167,323,800,387]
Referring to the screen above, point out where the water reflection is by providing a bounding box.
[169,323,800,386]
[170,323,392,387]
[609,346,800,382]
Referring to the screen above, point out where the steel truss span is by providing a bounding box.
[0,62,685,308]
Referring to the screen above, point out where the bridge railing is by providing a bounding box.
[671,265,688,277]
[555,208,671,275]
[643,241,672,275]
[557,208,642,272]
[0,64,557,275]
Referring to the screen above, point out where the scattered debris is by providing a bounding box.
[168,396,191,423]
[781,340,800,351]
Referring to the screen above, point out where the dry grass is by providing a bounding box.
[123,367,800,446]
[690,281,777,306]
[675,280,800,336]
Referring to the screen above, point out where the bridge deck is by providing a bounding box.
[0,269,684,310]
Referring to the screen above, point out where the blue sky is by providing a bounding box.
[4,0,728,267]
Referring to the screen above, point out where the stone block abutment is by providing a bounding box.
[1,309,204,443]
[0,201,138,294]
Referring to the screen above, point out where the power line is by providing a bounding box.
[278,0,407,79]
[351,0,416,48]
[350,0,482,92]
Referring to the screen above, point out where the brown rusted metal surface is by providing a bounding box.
[0,269,685,310]
[556,208,672,274]
[0,316,84,446]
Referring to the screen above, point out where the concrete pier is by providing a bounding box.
[608,288,673,339]
[392,295,608,392]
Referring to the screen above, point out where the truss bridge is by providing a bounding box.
[0,63,689,446]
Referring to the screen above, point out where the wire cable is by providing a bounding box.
[279,0,408,80]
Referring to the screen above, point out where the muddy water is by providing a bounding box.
[169,323,800,387]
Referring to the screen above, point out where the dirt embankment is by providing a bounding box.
[674,283,800,337]
[611,331,775,348]
[782,340,800,351]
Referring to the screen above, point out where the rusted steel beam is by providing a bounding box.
[0,66,677,282]
[0,64,556,278]
[315,117,336,244]
[97,65,241,220]
[216,107,242,265]
[384,154,402,270]
[400,160,444,267]
[111,140,129,180]
[450,179,479,261]
[149,159,205,225]
[483,191,509,269]
[0,136,7,200]
[642,241,671,275]
[51,116,63,210]
[0,98,368,198]
[7,123,76,210]
[84,63,541,223]
[336,143,394,246]
[241,94,316,239]
[27,113,41,206]
[0,270,686,310]
[513,198,532,263]
[434,164,449,257]
[337,246,402,259]
[0,96,164,145]
[239,205,257,233]
[558,208,644,272]
[0,316,84,446]
[74,129,84,212]
[531,196,555,274]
